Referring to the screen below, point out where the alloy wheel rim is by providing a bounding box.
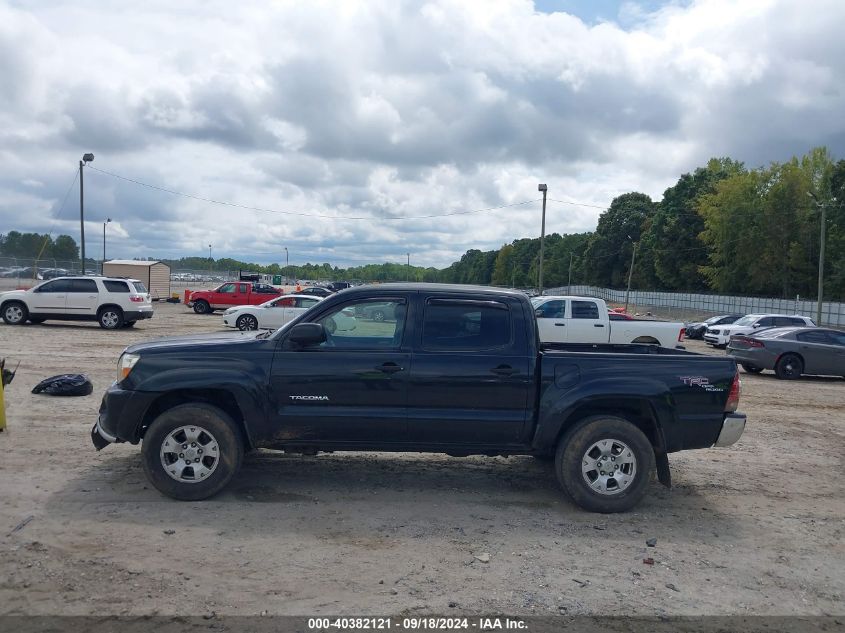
[159,425,220,483]
[581,438,637,496]
[6,306,23,323]
[102,312,119,328]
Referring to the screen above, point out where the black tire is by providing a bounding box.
[555,415,655,513]
[141,403,244,501]
[193,300,211,314]
[372,309,386,322]
[741,363,763,374]
[98,306,124,330]
[2,301,28,325]
[775,354,803,380]
[236,314,258,331]
[28,317,46,324]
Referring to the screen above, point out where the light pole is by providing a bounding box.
[537,184,548,294]
[102,218,111,273]
[208,244,212,279]
[808,192,836,324]
[624,235,637,313]
[79,153,94,274]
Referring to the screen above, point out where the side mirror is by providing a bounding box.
[534,308,544,318]
[287,323,326,346]
[752,323,761,328]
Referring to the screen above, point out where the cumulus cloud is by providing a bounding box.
[0,0,843,268]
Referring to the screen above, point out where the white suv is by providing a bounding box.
[703,313,815,347]
[0,276,153,329]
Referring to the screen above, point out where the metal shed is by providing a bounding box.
[102,260,171,300]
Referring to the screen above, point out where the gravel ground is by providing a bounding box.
[0,302,842,617]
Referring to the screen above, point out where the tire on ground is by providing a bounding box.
[741,363,763,374]
[141,403,244,501]
[2,301,28,325]
[98,306,124,329]
[555,415,655,513]
[193,300,211,314]
[775,354,803,380]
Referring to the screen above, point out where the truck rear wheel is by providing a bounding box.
[141,403,244,501]
[555,415,654,513]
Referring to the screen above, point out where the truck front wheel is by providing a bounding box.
[141,403,244,501]
[555,415,654,513]
[193,300,211,314]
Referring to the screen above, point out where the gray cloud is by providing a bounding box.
[0,0,843,268]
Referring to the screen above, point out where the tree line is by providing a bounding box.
[4,147,843,299]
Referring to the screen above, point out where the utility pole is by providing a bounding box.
[208,244,212,279]
[284,247,289,286]
[808,192,836,324]
[79,153,94,274]
[102,218,111,274]
[537,184,548,295]
[624,237,637,313]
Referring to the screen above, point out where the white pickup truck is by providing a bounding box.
[531,296,685,348]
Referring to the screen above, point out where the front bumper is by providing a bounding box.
[714,412,746,447]
[91,382,157,449]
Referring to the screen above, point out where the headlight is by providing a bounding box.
[117,353,140,382]
[723,329,730,335]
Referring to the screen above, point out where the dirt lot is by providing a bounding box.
[0,302,842,617]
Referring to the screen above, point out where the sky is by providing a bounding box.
[1,0,844,269]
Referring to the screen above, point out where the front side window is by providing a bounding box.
[218,283,236,294]
[422,299,510,351]
[296,298,319,308]
[535,300,565,319]
[35,279,71,293]
[757,317,775,327]
[315,298,406,348]
[571,300,600,320]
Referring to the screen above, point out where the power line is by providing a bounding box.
[35,169,81,261]
[87,166,540,220]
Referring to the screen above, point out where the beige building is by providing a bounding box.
[102,260,171,300]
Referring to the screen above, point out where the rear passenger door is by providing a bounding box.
[406,296,531,446]
[65,278,100,316]
[566,299,607,343]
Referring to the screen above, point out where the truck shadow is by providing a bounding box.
[44,447,738,541]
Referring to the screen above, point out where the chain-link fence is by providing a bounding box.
[545,285,845,327]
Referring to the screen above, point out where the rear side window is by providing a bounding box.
[104,280,130,293]
[827,331,845,346]
[571,300,600,319]
[69,279,98,293]
[422,299,511,350]
[132,282,148,293]
[788,317,807,326]
[757,317,775,327]
[797,330,832,344]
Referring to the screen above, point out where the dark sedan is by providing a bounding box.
[686,314,743,339]
[299,286,333,298]
[727,327,845,379]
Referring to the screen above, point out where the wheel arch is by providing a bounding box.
[137,388,253,450]
[97,302,124,316]
[552,397,666,454]
[631,336,660,345]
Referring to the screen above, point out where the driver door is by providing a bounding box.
[28,279,70,314]
[270,295,411,443]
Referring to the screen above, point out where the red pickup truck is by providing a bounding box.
[187,282,282,314]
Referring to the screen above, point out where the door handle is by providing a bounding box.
[490,365,518,376]
[376,362,403,374]
[594,324,605,327]
[554,323,565,326]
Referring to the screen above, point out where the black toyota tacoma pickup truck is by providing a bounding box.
[93,284,746,513]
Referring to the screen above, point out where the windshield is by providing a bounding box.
[704,316,722,324]
[733,316,757,326]
[530,297,545,307]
